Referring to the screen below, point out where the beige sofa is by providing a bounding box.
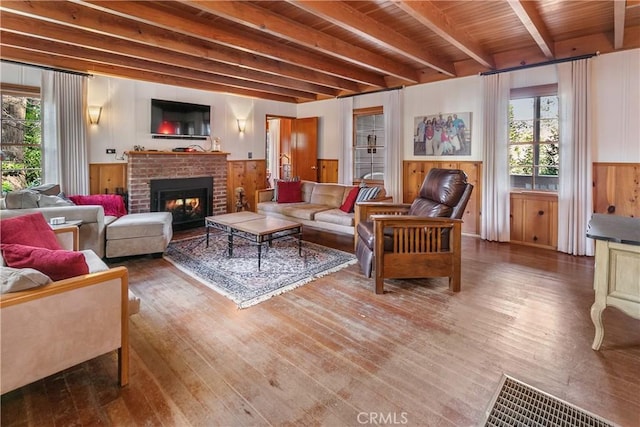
[255,181,388,236]
[0,226,135,394]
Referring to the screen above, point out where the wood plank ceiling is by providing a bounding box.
[1,1,639,103]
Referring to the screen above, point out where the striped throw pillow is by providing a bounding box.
[356,186,381,203]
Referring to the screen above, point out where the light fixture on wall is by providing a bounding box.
[88,106,102,124]
[237,119,247,133]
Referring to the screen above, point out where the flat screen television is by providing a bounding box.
[150,99,210,139]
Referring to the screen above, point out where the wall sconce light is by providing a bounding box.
[88,106,102,124]
[237,119,247,133]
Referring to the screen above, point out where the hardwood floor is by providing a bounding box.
[2,228,639,426]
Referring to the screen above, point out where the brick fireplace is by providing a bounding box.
[126,151,228,217]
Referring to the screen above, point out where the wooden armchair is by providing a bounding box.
[1,226,130,394]
[354,169,473,294]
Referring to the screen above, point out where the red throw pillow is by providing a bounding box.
[277,181,302,203]
[0,212,62,250]
[68,194,127,217]
[1,243,89,281]
[340,186,360,213]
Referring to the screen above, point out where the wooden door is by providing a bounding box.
[291,117,318,182]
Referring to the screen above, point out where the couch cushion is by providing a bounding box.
[277,203,330,221]
[37,194,75,208]
[0,266,51,294]
[4,190,40,209]
[276,180,303,203]
[106,212,172,240]
[339,186,359,213]
[309,184,349,208]
[1,243,89,281]
[356,186,381,203]
[0,212,63,250]
[314,208,355,227]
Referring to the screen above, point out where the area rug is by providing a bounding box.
[483,375,614,426]
[164,233,357,309]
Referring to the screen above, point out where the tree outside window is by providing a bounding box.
[1,89,42,192]
[509,94,559,191]
[353,107,384,184]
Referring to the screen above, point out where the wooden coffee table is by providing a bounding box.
[205,212,302,270]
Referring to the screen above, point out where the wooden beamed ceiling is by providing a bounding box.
[1,0,638,103]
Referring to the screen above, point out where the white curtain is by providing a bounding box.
[338,97,353,185]
[481,73,511,242]
[267,118,281,184]
[557,59,594,256]
[383,89,403,202]
[41,70,89,195]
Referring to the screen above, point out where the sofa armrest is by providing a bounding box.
[0,266,129,394]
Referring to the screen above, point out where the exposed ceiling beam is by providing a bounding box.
[394,0,495,69]
[179,0,419,83]
[507,1,555,59]
[614,0,626,49]
[82,0,387,88]
[286,0,455,77]
[0,31,318,100]
[0,12,339,98]
[0,45,298,103]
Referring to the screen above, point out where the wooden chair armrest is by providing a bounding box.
[0,267,128,308]
[255,188,274,207]
[53,226,79,251]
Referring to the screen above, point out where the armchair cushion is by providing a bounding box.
[0,266,51,294]
[1,243,89,281]
[0,212,63,250]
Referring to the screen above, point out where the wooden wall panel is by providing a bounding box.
[318,159,338,183]
[593,163,640,218]
[89,163,127,195]
[510,192,558,250]
[226,160,267,213]
[402,161,481,235]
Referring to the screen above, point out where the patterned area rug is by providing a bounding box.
[164,233,357,308]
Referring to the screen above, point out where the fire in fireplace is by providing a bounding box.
[150,177,213,230]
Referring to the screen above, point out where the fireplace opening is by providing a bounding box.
[150,176,213,230]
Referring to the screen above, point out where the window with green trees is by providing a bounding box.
[509,92,559,191]
[1,87,42,192]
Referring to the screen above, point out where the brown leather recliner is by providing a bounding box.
[355,168,473,294]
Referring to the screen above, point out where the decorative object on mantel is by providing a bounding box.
[212,136,222,152]
[164,234,357,308]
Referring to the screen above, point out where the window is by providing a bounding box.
[509,86,559,191]
[1,85,42,192]
[353,106,384,184]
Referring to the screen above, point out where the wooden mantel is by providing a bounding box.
[126,150,229,156]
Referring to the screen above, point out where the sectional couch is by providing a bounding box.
[255,181,388,236]
[0,187,172,258]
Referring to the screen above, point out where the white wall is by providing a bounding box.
[86,75,296,162]
[2,49,637,164]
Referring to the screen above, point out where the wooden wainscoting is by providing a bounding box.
[510,192,558,250]
[227,160,267,213]
[318,159,338,183]
[89,163,127,194]
[403,161,482,236]
[593,162,640,218]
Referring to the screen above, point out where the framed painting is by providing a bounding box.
[413,112,472,156]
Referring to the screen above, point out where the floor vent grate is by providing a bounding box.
[484,375,616,427]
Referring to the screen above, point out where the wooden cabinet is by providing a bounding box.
[510,192,558,249]
[89,163,127,195]
[402,161,481,235]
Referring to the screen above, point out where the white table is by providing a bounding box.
[586,214,640,350]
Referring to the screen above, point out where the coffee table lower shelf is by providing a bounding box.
[205,212,302,270]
